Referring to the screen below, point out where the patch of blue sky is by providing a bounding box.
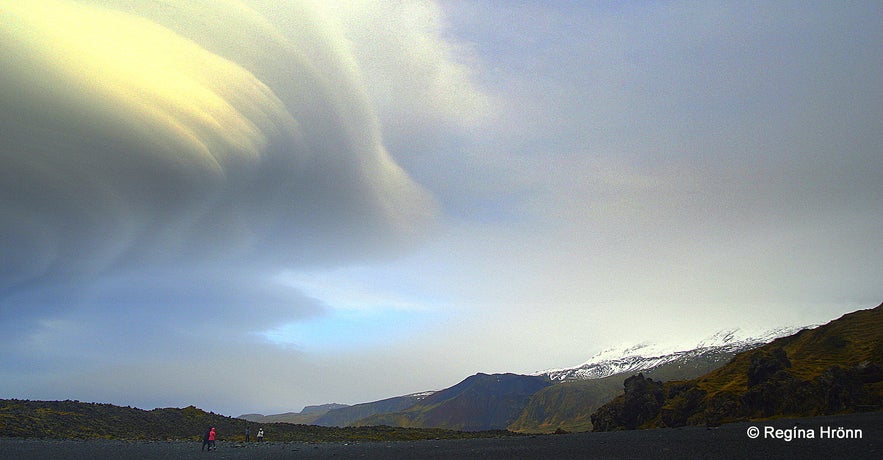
[274,267,449,312]
[263,267,450,352]
[260,307,438,353]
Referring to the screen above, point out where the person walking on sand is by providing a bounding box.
[201,427,211,451]
[257,428,264,442]
[208,427,217,450]
[245,426,250,442]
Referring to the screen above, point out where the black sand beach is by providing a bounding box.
[1,412,879,459]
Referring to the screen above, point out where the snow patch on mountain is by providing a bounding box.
[538,325,813,381]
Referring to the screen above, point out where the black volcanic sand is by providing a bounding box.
[2,412,880,459]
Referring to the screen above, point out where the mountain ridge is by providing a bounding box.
[355,373,552,431]
[591,302,883,431]
[239,403,350,425]
[538,326,810,382]
[313,393,434,427]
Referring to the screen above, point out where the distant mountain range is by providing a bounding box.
[243,324,815,433]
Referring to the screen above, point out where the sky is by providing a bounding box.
[0,0,880,417]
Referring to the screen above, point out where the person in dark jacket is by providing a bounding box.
[201,427,211,451]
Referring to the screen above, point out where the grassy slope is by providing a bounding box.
[508,377,624,433]
[695,303,883,398]
[356,374,552,431]
[314,395,422,427]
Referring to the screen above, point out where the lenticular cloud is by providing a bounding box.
[0,0,436,291]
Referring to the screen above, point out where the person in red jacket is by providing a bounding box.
[208,427,217,451]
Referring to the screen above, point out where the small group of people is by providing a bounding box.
[202,425,265,451]
[245,426,264,442]
[201,427,216,451]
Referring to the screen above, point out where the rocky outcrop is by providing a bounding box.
[590,374,664,431]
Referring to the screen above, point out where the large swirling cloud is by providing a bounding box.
[0,0,437,293]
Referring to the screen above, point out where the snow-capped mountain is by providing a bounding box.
[539,326,811,381]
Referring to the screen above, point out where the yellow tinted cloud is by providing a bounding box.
[1,0,294,174]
